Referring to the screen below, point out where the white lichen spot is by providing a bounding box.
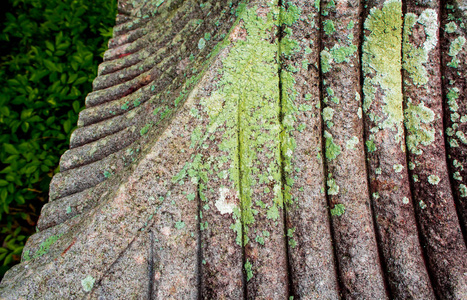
[357,107,362,119]
[460,184,467,197]
[393,164,403,173]
[419,200,427,209]
[375,167,382,175]
[460,115,467,123]
[445,21,457,33]
[456,131,467,144]
[198,37,206,50]
[453,159,464,170]
[327,177,339,195]
[418,9,438,53]
[81,275,95,292]
[453,172,462,181]
[215,187,237,215]
[402,197,409,204]
[346,136,359,150]
[449,138,459,148]
[409,162,415,170]
[373,192,380,200]
[428,174,440,185]
[322,107,334,122]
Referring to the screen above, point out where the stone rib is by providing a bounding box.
[193,50,244,297]
[441,0,467,235]
[320,0,387,298]
[402,1,467,298]
[362,1,435,299]
[279,1,340,298]
[108,25,148,50]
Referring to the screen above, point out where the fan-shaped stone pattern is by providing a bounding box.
[1,0,467,299]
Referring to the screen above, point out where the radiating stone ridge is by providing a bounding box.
[1,0,466,299]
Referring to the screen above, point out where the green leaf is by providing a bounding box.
[0,107,10,117]
[4,144,18,155]
[63,119,71,133]
[45,40,54,52]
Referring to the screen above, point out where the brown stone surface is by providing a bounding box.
[1,0,466,299]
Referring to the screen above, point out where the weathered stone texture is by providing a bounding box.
[1,0,466,299]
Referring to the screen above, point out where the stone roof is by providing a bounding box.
[1,0,466,298]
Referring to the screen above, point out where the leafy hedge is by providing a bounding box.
[0,0,116,278]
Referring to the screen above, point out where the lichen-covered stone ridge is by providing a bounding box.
[1,0,467,299]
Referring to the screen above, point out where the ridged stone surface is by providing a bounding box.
[0,0,466,299]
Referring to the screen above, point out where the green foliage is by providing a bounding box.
[0,0,116,278]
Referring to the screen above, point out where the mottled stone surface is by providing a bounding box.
[1,0,466,299]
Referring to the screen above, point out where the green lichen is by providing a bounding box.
[280,2,301,26]
[366,140,376,152]
[323,20,336,35]
[140,123,152,136]
[448,36,466,57]
[445,21,458,33]
[403,9,438,85]
[362,0,404,145]
[320,50,332,73]
[81,275,95,292]
[245,259,253,281]
[175,221,186,229]
[23,233,63,261]
[447,87,459,112]
[330,203,345,216]
[404,101,435,155]
[330,44,357,64]
[324,130,341,161]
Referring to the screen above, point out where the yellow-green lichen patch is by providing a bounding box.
[403,9,438,85]
[445,21,457,33]
[448,36,466,57]
[404,100,435,155]
[323,20,336,35]
[362,0,404,144]
[330,203,345,216]
[245,259,253,281]
[324,130,341,161]
[330,44,357,64]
